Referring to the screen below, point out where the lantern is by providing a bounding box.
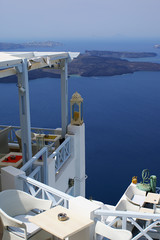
[70,92,83,125]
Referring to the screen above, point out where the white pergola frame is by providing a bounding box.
[0,51,79,163]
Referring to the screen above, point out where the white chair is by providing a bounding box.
[125,184,146,206]
[114,199,140,231]
[115,199,140,212]
[95,221,132,240]
[0,189,52,240]
[91,199,115,210]
[92,199,139,231]
[15,129,37,155]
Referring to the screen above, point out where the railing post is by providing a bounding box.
[64,199,68,208]
[43,147,48,185]
[122,216,127,230]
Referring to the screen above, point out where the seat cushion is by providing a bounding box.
[8,212,40,238]
[131,195,145,206]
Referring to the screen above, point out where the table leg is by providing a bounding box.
[153,204,156,213]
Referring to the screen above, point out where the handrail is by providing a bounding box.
[19,175,73,208]
[20,146,48,184]
[50,137,71,172]
[94,209,160,240]
[52,137,70,157]
[95,209,160,221]
[19,175,73,200]
[21,147,47,171]
[20,136,71,184]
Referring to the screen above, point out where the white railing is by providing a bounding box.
[50,137,71,172]
[94,209,160,240]
[0,125,20,143]
[21,146,48,184]
[31,127,62,135]
[19,174,73,208]
[0,125,62,144]
[0,125,72,172]
[20,137,71,184]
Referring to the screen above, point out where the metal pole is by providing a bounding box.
[60,58,68,139]
[43,147,48,185]
[16,59,32,164]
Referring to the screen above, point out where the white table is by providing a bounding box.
[33,134,61,142]
[145,192,160,212]
[0,152,22,168]
[29,205,94,239]
[33,134,61,151]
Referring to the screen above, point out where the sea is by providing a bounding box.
[1,38,160,205]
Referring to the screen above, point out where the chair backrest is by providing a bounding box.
[91,200,110,210]
[125,184,146,206]
[15,129,22,150]
[125,185,146,198]
[15,129,35,152]
[0,126,11,154]
[0,189,52,217]
[115,199,140,212]
[95,221,132,240]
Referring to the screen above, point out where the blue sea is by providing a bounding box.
[1,39,160,205]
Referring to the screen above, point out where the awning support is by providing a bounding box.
[60,59,68,139]
[16,59,32,164]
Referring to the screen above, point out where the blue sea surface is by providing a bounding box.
[1,40,160,204]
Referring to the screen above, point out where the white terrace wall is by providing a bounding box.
[1,166,25,191]
[68,123,86,197]
[48,123,86,197]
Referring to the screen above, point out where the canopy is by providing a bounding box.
[0,51,80,163]
[0,51,79,78]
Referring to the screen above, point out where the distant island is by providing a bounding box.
[1,48,160,82]
[0,41,62,51]
[154,44,160,49]
[69,51,160,77]
[85,50,157,58]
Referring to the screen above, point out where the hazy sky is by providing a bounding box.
[1,0,160,42]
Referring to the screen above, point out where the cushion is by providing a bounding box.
[8,212,40,238]
[131,195,145,206]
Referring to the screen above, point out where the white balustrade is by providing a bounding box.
[19,174,73,208]
[21,146,48,184]
[50,137,71,172]
[0,125,62,144]
[94,209,160,240]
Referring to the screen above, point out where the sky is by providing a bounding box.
[0,0,160,42]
